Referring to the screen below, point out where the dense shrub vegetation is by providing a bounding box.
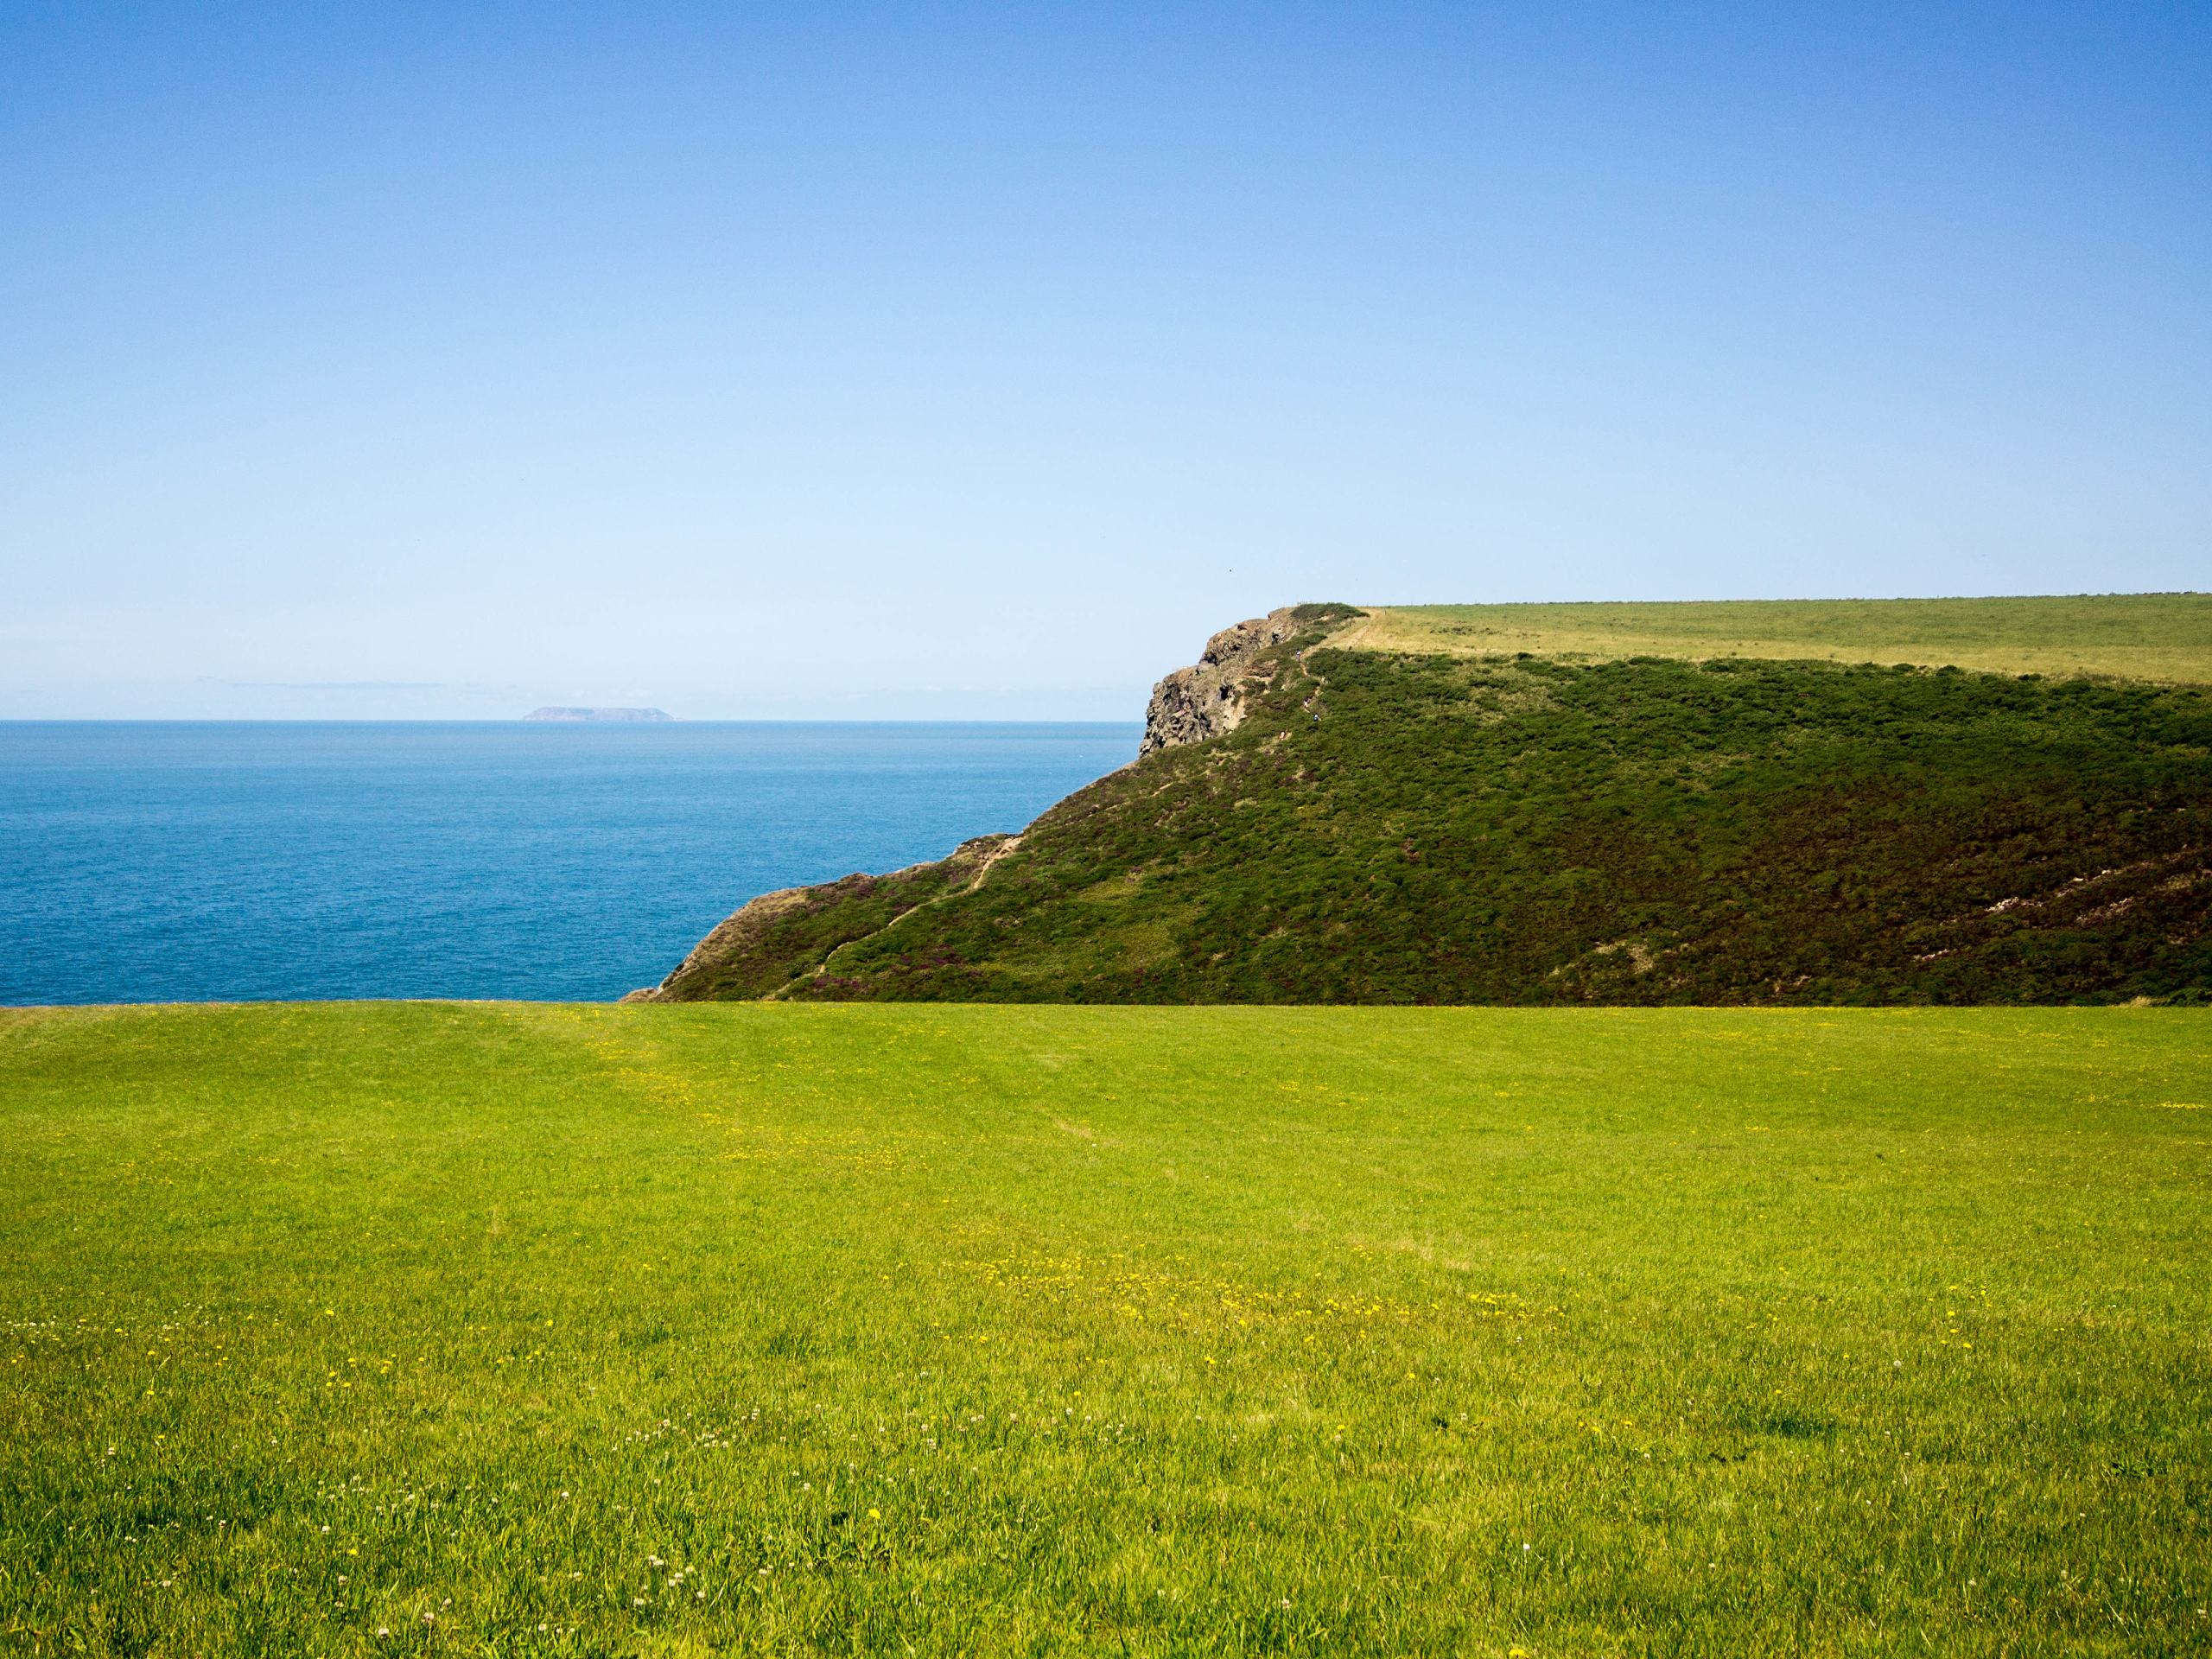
[673,628,2209,1004]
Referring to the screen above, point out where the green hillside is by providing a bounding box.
[4,1001,2208,1655]
[651,601,2212,1006]
[630,835,1015,1002]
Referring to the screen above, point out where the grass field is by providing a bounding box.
[1335,595,2212,683]
[3,1004,2208,1656]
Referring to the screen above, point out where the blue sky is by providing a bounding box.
[3,2,2206,718]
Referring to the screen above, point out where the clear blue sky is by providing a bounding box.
[3,2,2206,718]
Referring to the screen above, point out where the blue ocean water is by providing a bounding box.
[1,721,1138,1005]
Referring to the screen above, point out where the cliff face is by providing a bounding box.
[1138,608,1307,756]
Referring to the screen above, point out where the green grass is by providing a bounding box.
[4,1001,2209,1656]
[1338,594,2212,683]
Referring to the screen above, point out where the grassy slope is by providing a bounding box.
[1337,594,2212,683]
[756,635,2212,1005]
[651,595,2212,1007]
[648,836,1012,1001]
[3,1002,2206,1656]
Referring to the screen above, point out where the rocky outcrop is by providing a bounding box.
[1138,608,1306,757]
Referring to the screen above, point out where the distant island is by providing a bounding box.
[522,707,672,723]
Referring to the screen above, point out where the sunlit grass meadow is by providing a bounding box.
[1338,594,2212,683]
[3,1003,2207,1655]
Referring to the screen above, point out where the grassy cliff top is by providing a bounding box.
[1336,593,2212,682]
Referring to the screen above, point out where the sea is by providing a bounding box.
[1,721,1140,1005]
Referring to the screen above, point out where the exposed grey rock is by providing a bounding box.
[1138,608,1304,756]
